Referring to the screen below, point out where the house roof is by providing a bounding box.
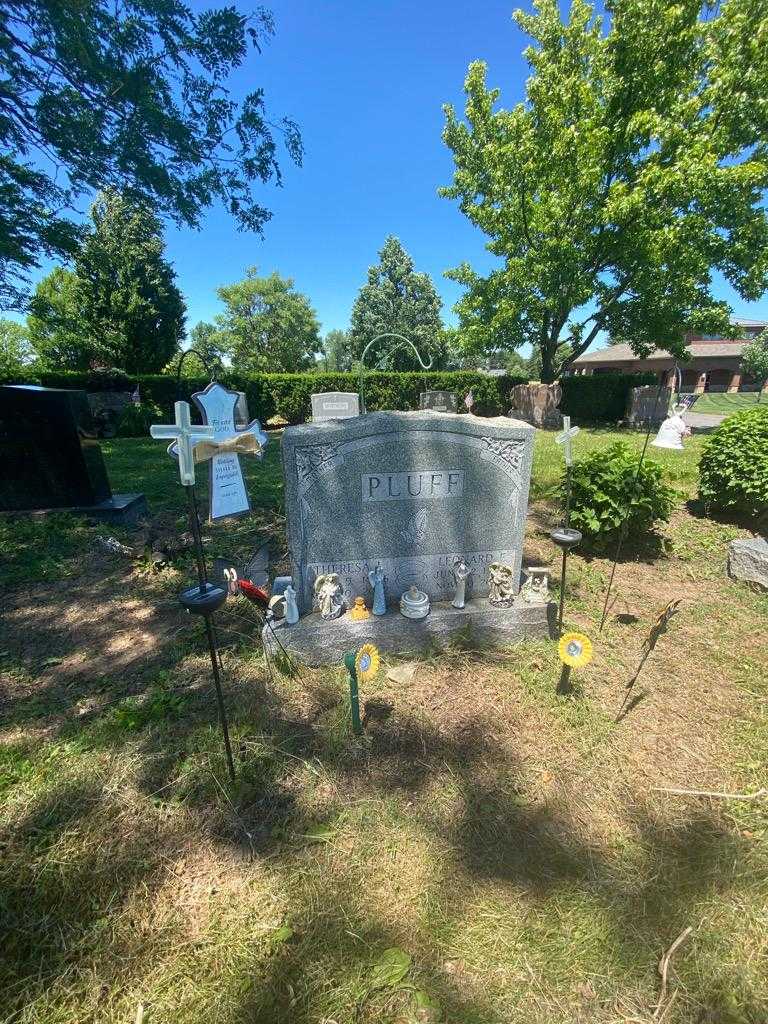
[573,339,749,365]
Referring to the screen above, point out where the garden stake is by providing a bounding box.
[551,417,582,635]
[344,652,363,735]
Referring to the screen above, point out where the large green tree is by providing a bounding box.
[0,1,302,309]
[441,0,768,382]
[214,268,321,373]
[322,329,353,371]
[27,267,87,369]
[29,191,185,373]
[349,237,446,371]
[0,318,33,376]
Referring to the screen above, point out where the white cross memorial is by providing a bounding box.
[556,416,580,466]
[191,383,269,520]
[150,401,215,486]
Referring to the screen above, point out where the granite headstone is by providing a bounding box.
[282,410,535,615]
[419,390,459,413]
[0,385,146,522]
[311,392,360,421]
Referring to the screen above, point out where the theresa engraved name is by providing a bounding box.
[362,470,464,502]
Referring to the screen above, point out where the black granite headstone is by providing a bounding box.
[419,390,459,413]
[0,385,146,522]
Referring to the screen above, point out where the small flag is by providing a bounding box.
[464,389,474,412]
[131,384,141,406]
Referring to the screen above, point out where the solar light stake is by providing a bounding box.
[184,484,236,783]
[149,402,236,784]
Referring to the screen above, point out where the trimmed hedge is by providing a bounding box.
[560,373,656,422]
[0,368,654,424]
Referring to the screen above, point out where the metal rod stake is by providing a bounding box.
[204,614,236,783]
[558,548,568,636]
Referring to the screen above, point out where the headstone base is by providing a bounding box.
[2,492,148,525]
[264,597,556,666]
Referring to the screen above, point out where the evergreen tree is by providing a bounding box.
[28,192,185,373]
[350,237,445,371]
[214,268,321,373]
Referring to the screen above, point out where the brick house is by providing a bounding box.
[570,318,767,393]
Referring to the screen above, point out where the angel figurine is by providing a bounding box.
[368,562,387,615]
[284,583,300,625]
[451,557,472,609]
[313,573,347,620]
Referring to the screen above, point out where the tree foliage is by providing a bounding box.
[741,329,768,400]
[165,322,229,378]
[27,267,86,370]
[0,318,33,376]
[0,0,302,308]
[350,237,446,371]
[214,268,321,373]
[441,0,768,381]
[28,191,185,374]
[322,329,353,372]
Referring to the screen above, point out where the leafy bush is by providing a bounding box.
[115,400,162,437]
[568,441,676,537]
[560,373,656,422]
[698,406,768,516]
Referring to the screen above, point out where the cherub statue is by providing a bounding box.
[487,562,516,607]
[313,573,347,620]
[451,557,472,609]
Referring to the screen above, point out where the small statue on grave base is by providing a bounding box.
[284,583,300,625]
[518,566,551,605]
[313,573,347,620]
[488,562,516,607]
[349,596,371,621]
[368,562,387,615]
[452,557,472,609]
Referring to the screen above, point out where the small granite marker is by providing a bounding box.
[419,390,459,413]
[311,392,360,422]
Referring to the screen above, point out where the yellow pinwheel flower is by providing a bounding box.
[558,631,593,668]
[355,643,380,681]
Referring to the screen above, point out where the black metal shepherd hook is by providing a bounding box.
[358,333,433,413]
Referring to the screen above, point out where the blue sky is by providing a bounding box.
[19,0,768,347]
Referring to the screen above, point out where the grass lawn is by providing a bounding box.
[1,429,766,1024]
[692,392,764,414]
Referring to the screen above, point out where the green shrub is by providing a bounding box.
[568,441,676,537]
[560,373,656,422]
[115,400,162,437]
[698,406,768,516]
